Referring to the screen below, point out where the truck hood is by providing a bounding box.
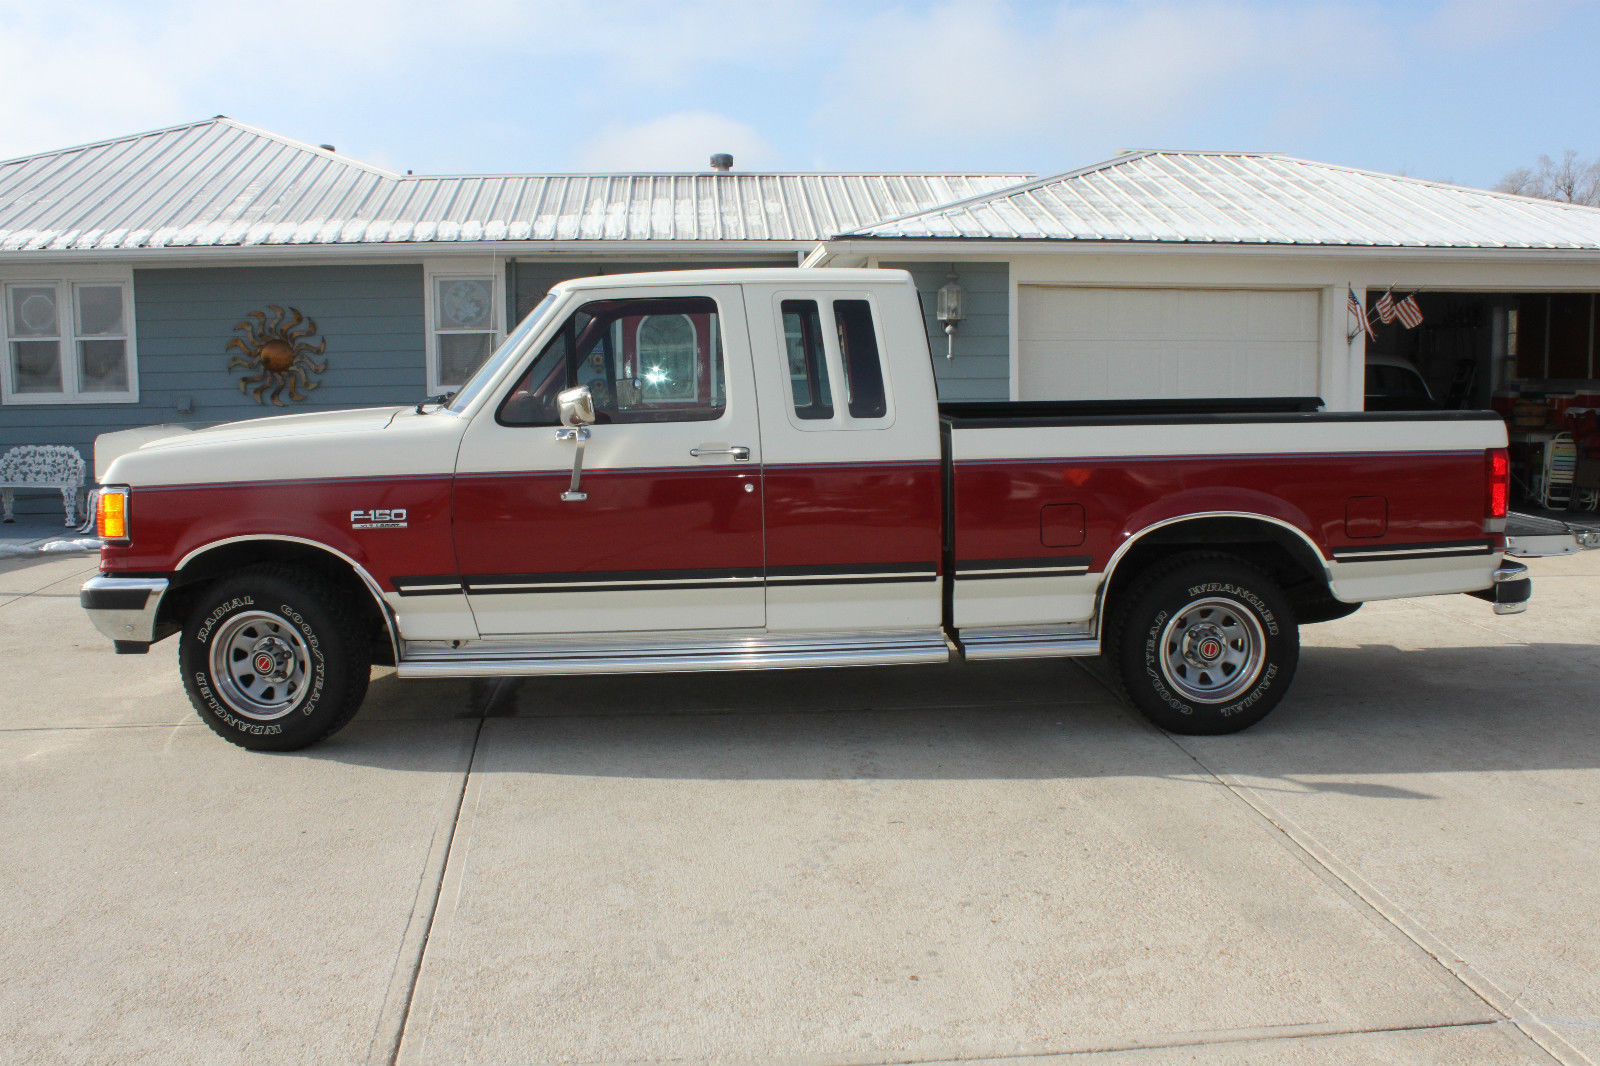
[136,406,407,453]
[102,406,465,486]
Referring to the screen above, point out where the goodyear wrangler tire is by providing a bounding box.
[179,565,370,751]
[1109,554,1298,735]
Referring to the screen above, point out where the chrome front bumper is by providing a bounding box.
[80,575,170,652]
[1467,559,1531,616]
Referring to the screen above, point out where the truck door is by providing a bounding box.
[743,283,944,633]
[452,285,764,635]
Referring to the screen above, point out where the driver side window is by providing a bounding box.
[497,296,726,426]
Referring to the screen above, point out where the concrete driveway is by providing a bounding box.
[2,550,1597,1065]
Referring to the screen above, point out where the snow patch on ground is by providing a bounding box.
[0,536,99,558]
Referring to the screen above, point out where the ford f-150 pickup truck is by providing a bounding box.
[81,268,1527,750]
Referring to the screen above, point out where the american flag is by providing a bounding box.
[1376,290,1397,324]
[1347,288,1376,340]
[1395,294,1424,329]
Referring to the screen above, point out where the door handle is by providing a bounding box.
[690,445,751,461]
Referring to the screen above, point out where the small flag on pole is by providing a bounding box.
[1395,294,1424,329]
[1376,290,1397,324]
[1348,287,1376,340]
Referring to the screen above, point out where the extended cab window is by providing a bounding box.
[778,297,891,428]
[833,299,887,419]
[782,300,832,420]
[498,297,726,425]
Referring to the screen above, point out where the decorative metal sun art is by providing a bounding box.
[227,305,328,405]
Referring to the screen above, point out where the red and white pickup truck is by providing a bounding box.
[82,268,1527,750]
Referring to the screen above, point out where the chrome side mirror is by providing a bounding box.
[558,385,596,428]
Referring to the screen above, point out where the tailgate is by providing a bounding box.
[1505,511,1600,557]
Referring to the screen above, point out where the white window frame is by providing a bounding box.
[424,259,505,395]
[0,267,138,405]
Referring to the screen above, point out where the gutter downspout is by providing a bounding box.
[801,242,833,268]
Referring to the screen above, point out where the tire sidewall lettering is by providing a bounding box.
[1118,560,1299,734]
[189,595,327,732]
[191,670,283,736]
[194,595,256,645]
[1169,584,1277,716]
[1215,662,1279,718]
[1140,608,1194,715]
[1184,581,1279,636]
[279,603,328,715]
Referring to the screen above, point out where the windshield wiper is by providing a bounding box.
[415,392,454,414]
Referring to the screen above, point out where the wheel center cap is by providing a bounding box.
[1184,625,1226,666]
[251,637,294,682]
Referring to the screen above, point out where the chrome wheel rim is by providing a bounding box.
[208,610,310,721]
[1158,596,1266,704]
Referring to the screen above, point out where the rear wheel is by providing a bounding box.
[1107,554,1298,735]
[179,565,370,751]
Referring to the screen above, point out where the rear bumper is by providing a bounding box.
[81,575,170,652]
[1466,559,1531,615]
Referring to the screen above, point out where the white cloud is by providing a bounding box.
[575,112,777,171]
[0,0,818,159]
[819,1,1396,156]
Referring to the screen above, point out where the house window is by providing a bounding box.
[1,277,137,404]
[426,263,504,394]
[636,314,701,402]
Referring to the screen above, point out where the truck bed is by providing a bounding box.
[937,398,1508,634]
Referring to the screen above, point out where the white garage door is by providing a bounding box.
[1016,286,1322,401]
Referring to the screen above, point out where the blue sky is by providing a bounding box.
[0,0,1595,189]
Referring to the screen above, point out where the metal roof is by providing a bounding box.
[0,117,1033,252]
[843,150,1600,250]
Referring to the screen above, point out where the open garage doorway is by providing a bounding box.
[1369,290,1600,513]
[1366,291,1600,410]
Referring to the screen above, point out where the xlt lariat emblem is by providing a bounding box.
[351,509,407,530]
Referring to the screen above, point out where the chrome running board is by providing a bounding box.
[957,624,1099,661]
[396,629,953,678]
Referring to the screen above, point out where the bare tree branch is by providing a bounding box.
[1495,150,1600,206]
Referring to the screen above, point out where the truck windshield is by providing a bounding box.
[445,294,557,414]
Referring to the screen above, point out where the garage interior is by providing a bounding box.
[1366,290,1600,511]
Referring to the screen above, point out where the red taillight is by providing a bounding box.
[1487,449,1509,519]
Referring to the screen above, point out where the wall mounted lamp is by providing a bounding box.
[936,268,967,361]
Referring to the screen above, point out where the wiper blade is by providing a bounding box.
[415,393,453,414]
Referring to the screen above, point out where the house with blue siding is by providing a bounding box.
[0,118,1028,514]
[6,117,1600,516]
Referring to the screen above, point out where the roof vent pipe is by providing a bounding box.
[710,153,733,172]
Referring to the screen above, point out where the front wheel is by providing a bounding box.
[1107,554,1299,735]
[179,565,371,751]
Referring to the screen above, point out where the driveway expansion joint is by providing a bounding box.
[367,714,486,1066]
[1165,735,1586,1066]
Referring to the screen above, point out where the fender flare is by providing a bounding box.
[175,534,402,664]
[1095,510,1333,635]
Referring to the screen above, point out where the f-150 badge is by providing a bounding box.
[351,509,407,529]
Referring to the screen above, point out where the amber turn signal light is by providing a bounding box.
[97,488,129,541]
